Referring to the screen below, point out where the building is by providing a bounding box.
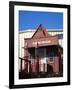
[19,24,63,76]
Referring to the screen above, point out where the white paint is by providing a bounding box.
[33,40,51,45]
[15,5,67,13]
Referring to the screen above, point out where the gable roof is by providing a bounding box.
[32,24,51,39]
[24,24,59,48]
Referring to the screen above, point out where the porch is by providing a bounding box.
[19,45,63,78]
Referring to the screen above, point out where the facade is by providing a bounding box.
[19,24,63,76]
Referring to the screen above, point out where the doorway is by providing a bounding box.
[35,47,46,72]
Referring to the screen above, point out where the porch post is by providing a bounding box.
[53,47,61,74]
[35,46,39,74]
[58,48,62,73]
[24,56,28,73]
[20,58,22,72]
[35,56,39,74]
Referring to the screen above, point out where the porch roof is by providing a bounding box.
[24,36,58,48]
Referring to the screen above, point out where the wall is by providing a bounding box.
[0,0,72,90]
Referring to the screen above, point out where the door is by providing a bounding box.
[36,47,46,72]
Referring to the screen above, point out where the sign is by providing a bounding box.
[33,40,51,45]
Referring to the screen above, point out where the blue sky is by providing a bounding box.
[19,10,63,31]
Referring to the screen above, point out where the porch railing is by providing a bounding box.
[19,57,47,73]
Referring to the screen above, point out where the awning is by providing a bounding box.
[24,36,59,48]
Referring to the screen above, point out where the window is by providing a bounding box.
[48,52,54,62]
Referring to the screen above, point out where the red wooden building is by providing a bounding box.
[19,24,63,75]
